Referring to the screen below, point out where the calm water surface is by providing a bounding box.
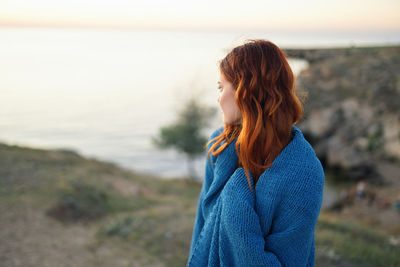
[0,27,398,181]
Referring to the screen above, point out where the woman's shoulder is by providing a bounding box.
[256,126,325,192]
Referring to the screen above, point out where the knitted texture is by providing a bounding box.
[187,125,325,267]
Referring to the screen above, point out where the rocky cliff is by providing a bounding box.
[284,45,400,183]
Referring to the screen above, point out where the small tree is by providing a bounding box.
[152,97,216,180]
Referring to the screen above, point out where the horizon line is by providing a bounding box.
[1,21,400,34]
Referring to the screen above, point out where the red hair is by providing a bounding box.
[206,39,305,191]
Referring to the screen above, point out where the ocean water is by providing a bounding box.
[0,27,398,179]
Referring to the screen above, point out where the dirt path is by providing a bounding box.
[0,196,159,267]
[0,197,95,267]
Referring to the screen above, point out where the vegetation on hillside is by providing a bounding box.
[0,143,399,266]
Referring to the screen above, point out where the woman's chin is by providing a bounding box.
[224,117,242,125]
[223,120,236,127]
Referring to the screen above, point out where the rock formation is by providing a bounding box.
[284,46,400,183]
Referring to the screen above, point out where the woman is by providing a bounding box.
[187,39,324,267]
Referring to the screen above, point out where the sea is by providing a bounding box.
[1,27,399,179]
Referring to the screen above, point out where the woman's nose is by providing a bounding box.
[217,96,220,103]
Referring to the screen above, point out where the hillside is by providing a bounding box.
[0,142,399,267]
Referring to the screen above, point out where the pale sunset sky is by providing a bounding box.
[0,0,399,32]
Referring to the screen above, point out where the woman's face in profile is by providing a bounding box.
[218,72,242,126]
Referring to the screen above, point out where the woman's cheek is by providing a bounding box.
[221,103,232,123]
[219,94,227,114]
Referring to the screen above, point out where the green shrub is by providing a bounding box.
[46,179,111,222]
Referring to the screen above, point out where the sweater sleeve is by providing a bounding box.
[188,127,223,257]
[219,167,324,267]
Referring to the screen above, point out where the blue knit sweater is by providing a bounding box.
[187,125,325,267]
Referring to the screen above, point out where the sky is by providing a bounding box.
[0,0,399,32]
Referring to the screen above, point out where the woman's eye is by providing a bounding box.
[217,86,223,92]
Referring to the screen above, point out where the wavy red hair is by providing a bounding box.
[206,39,305,191]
